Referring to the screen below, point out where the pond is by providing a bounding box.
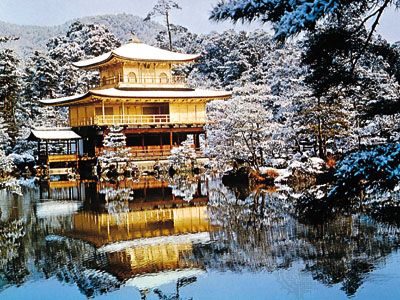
[0,176,400,300]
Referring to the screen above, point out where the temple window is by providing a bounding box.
[128,72,137,83]
[159,72,168,84]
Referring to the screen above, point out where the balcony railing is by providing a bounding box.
[70,114,207,127]
[99,75,187,88]
[95,114,170,125]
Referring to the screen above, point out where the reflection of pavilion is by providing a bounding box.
[39,179,84,201]
[53,177,212,296]
[64,205,212,248]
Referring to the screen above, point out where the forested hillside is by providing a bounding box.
[0,14,163,58]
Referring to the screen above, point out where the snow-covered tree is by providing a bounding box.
[47,21,121,96]
[168,138,197,172]
[144,0,181,50]
[0,37,21,142]
[0,117,12,153]
[207,85,290,170]
[22,51,62,127]
[210,0,397,43]
[97,126,136,180]
[0,149,16,180]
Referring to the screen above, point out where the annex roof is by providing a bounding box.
[28,128,82,141]
[39,88,232,106]
[73,41,201,68]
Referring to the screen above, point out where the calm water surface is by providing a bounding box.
[0,176,400,300]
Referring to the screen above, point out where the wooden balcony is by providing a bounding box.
[96,114,170,126]
[98,75,187,89]
[71,114,206,127]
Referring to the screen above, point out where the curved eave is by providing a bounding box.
[91,88,232,103]
[39,89,232,107]
[73,52,201,70]
[39,92,100,107]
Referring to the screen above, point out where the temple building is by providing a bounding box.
[38,39,231,162]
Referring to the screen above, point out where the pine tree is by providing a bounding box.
[46,21,121,96]
[144,0,181,50]
[23,51,59,119]
[0,37,21,142]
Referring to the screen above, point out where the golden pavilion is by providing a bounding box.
[38,39,231,162]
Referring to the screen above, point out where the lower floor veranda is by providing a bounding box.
[29,126,206,177]
[77,126,206,161]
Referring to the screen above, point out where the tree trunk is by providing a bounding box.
[165,11,172,50]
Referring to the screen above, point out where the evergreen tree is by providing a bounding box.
[0,37,21,142]
[23,51,59,117]
[47,21,121,96]
[144,0,181,50]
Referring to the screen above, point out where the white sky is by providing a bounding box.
[0,0,398,42]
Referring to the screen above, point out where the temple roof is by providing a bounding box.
[39,88,232,106]
[73,41,201,68]
[28,128,82,140]
[98,232,211,253]
[125,269,205,291]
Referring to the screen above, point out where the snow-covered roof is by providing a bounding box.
[28,128,82,140]
[73,41,201,68]
[92,88,231,99]
[98,232,210,253]
[39,88,232,106]
[38,93,89,105]
[125,269,205,290]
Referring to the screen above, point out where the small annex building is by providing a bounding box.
[28,127,82,176]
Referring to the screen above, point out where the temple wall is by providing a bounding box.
[100,64,123,82]
[123,62,172,82]
[169,103,206,123]
[69,101,207,126]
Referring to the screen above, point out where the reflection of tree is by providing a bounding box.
[274,267,315,300]
[40,237,120,297]
[153,276,197,300]
[0,218,27,287]
[168,174,201,202]
[299,216,400,296]
[203,182,400,297]
[100,181,134,225]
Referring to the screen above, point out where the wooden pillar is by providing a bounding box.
[195,133,200,149]
[76,140,80,171]
[38,141,41,160]
[141,135,145,150]
[170,132,173,148]
[102,100,105,124]
[122,100,125,123]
